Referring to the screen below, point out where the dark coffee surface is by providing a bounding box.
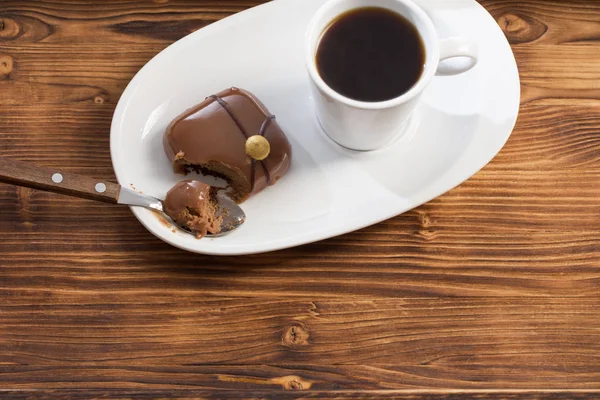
[316,7,425,102]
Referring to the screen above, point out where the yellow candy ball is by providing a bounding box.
[245,135,271,161]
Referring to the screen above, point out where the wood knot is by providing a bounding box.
[0,15,55,43]
[0,17,20,40]
[0,55,14,75]
[282,323,310,347]
[287,380,303,390]
[269,375,312,391]
[94,95,105,104]
[418,211,432,228]
[497,13,547,44]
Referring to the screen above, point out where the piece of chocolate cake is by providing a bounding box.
[163,180,222,239]
[163,87,292,203]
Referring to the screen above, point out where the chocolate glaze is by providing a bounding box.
[163,87,292,201]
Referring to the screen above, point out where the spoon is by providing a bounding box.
[0,157,245,237]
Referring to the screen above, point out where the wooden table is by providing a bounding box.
[1,1,599,398]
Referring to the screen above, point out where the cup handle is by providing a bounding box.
[436,37,478,76]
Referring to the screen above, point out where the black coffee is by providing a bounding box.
[316,7,425,102]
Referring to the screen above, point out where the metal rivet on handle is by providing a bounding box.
[95,183,107,193]
[52,173,63,183]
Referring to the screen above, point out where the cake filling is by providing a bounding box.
[163,180,223,238]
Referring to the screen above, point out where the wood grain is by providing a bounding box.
[1,0,599,398]
[1,391,598,400]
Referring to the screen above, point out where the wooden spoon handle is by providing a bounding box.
[0,157,120,204]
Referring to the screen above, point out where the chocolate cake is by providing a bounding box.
[163,87,292,203]
[163,180,222,239]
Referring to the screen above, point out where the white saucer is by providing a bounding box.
[110,0,520,255]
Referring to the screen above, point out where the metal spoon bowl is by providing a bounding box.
[119,186,245,237]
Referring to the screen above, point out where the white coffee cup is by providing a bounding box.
[305,0,478,151]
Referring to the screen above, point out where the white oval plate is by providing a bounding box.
[111,0,520,255]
